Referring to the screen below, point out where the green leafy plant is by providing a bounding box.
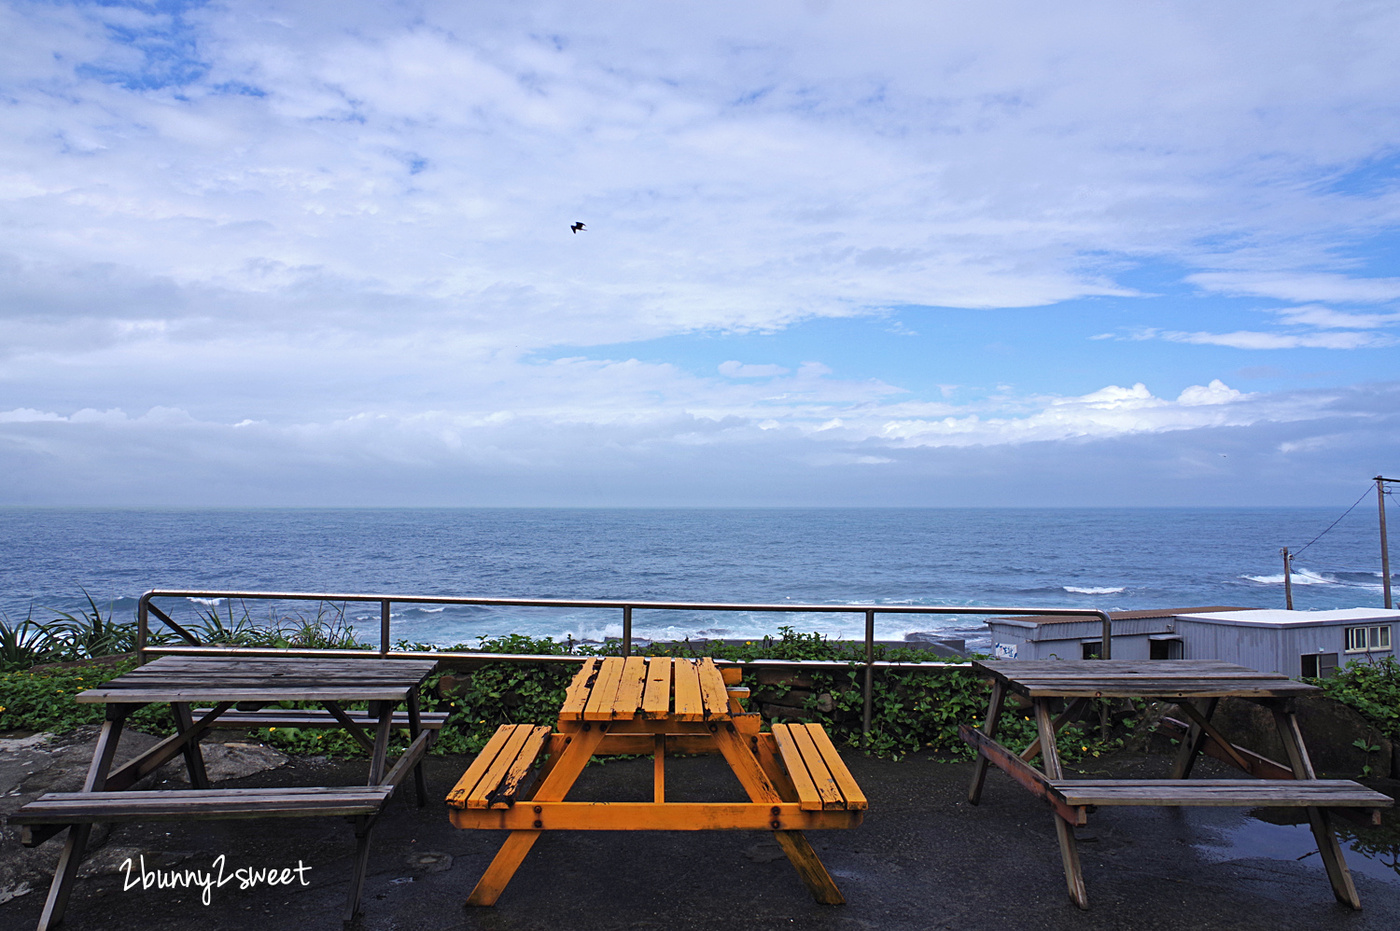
[1313,655,1400,742]
[0,659,171,735]
[0,608,62,671]
[43,590,140,662]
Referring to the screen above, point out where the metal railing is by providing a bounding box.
[137,589,1113,745]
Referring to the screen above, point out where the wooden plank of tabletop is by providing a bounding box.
[641,658,673,719]
[672,660,704,721]
[88,660,438,691]
[78,685,420,703]
[610,656,649,720]
[1019,679,1317,699]
[582,657,627,722]
[696,658,730,719]
[136,657,438,677]
[560,658,602,721]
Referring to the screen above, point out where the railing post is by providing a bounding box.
[380,600,391,656]
[137,596,148,664]
[622,606,632,657]
[862,609,875,750]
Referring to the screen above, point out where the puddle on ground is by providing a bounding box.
[1197,808,1400,886]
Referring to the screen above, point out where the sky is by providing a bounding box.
[1,0,1398,507]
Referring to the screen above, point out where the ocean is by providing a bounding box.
[0,508,1391,652]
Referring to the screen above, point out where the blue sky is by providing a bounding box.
[1,0,1398,506]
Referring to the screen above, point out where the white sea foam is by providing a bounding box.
[1242,569,1337,586]
[185,597,225,606]
[1062,586,1125,595]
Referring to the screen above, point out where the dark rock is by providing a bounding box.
[1172,695,1393,779]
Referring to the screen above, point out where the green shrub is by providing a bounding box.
[1313,655,1400,741]
[0,659,172,735]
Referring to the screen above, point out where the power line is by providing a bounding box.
[1292,485,1374,558]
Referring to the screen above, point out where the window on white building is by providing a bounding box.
[1344,625,1393,653]
[1300,653,1338,678]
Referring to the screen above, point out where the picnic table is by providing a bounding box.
[8,654,441,929]
[959,659,1394,910]
[448,655,866,905]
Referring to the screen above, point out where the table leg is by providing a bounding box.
[1271,707,1362,908]
[171,702,210,790]
[653,734,665,803]
[1169,697,1218,779]
[1018,697,1090,767]
[466,723,607,906]
[1035,699,1087,910]
[967,681,1006,805]
[406,691,428,807]
[342,812,378,924]
[328,700,399,920]
[712,725,844,905]
[367,701,394,786]
[37,708,128,931]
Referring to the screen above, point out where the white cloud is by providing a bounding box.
[1274,305,1400,330]
[0,375,1316,466]
[2,2,1399,505]
[1189,272,1400,304]
[3,0,1400,362]
[1157,329,1394,350]
[718,360,789,378]
[872,380,1282,448]
[0,408,64,423]
[1177,380,1244,406]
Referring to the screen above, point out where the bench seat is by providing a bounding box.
[1051,778,1394,811]
[10,786,393,846]
[194,708,448,730]
[447,724,552,810]
[770,723,867,812]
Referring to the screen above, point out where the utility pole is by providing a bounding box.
[1380,476,1395,610]
[1281,547,1294,610]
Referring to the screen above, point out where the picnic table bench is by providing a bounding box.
[448,656,866,905]
[960,659,1394,910]
[7,655,439,930]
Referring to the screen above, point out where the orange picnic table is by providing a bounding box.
[447,655,866,905]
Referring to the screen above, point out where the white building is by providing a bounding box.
[986,607,1399,678]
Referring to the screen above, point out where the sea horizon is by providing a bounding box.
[2,506,1391,653]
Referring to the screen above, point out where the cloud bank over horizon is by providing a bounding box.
[2,1,1398,506]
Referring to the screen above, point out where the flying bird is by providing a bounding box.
[570,222,586,234]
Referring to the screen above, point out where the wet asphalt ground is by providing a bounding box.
[3,745,1399,931]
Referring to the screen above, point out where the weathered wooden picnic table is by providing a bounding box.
[8,654,441,929]
[447,655,866,905]
[959,659,1395,910]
